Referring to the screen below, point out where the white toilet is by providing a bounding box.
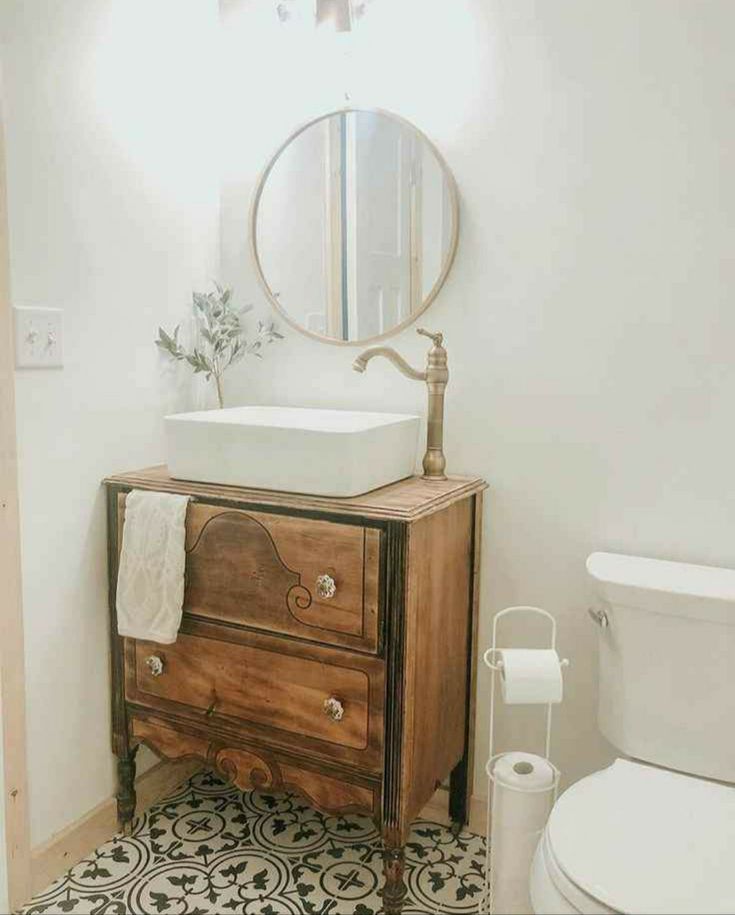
[529,551,735,915]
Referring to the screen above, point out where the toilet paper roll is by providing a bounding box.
[498,648,564,705]
[490,752,556,915]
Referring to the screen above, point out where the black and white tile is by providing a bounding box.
[22,770,486,914]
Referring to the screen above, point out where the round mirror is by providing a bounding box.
[251,109,459,345]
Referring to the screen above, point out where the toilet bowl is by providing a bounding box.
[529,758,735,914]
[528,551,735,915]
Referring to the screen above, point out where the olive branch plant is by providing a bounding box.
[156,284,283,408]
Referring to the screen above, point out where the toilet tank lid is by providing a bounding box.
[548,759,735,914]
[586,551,735,602]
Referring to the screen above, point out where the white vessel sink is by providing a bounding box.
[165,405,420,497]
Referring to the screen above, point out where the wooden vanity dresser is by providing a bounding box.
[105,465,486,913]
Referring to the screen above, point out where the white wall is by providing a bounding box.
[1,0,220,846]
[221,0,735,794]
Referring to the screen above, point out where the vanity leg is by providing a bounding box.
[116,745,138,836]
[381,844,407,915]
[449,755,469,834]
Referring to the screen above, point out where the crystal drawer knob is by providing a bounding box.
[323,696,344,721]
[145,655,164,677]
[316,573,337,600]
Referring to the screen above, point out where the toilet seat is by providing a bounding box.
[531,830,616,914]
[533,758,735,914]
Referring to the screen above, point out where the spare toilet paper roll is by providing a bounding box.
[498,648,564,704]
[490,752,556,915]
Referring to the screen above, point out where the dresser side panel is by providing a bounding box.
[400,498,473,825]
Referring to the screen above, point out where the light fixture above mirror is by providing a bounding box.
[275,0,372,33]
[251,108,459,346]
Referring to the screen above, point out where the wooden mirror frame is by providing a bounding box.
[249,107,460,347]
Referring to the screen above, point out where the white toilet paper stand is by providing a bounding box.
[480,606,569,914]
[484,606,569,761]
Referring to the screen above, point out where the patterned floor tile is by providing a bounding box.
[21,770,486,914]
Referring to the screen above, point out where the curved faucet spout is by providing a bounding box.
[352,329,449,479]
[352,347,426,382]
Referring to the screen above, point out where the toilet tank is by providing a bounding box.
[587,551,735,783]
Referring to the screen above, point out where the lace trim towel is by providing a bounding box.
[116,489,190,644]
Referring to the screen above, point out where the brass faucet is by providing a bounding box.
[353,328,449,480]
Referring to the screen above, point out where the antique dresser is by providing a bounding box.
[104,465,485,913]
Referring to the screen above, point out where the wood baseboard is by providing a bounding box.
[29,759,202,899]
[420,788,487,836]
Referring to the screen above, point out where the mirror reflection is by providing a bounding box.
[252,109,458,344]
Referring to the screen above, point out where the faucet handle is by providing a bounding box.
[417,328,444,346]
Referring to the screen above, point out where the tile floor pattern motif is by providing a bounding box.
[22,770,486,914]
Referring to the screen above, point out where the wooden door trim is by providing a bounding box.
[325,115,344,339]
[0,88,32,910]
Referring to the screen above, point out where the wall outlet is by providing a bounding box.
[13,306,64,368]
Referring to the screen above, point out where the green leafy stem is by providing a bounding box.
[156,283,283,408]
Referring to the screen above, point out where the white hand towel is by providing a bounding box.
[116,489,190,644]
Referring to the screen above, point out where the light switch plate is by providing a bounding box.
[13,306,64,368]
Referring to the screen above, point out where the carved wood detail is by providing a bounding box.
[381,522,408,846]
[186,510,305,620]
[382,845,408,915]
[211,745,280,792]
[131,718,376,817]
[182,502,380,653]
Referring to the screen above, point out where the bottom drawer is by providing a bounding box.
[125,623,384,772]
[131,716,379,818]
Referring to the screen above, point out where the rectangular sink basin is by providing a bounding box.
[165,405,420,497]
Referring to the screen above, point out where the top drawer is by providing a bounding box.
[117,496,381,653]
